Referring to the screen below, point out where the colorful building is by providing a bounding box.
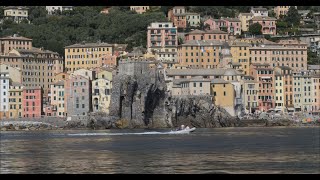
[184,29,228,41]
[172,78,211,96]
[65,75,92,117]
[71,69,96,81]
[293,71,313,112]
[211,79,235,116]
[0,63,22,83]
[238,13,253,32]
[0,34,32,55]
[203,18,226,31]
[230,41,250,75]
[168,6,187,29]
[0,72,10,119]
[311,74,320,112]
[8,82,24,118]
[50,81,65,117]
[65,42,113,73]
[274,6,296,19]
[250,63,275,111]
[221,18,241,36]
[273,66,294,112]
[92,78,112,114]
[177,40,223,69]
[23,87,43,118]
[243,80,259,113]
[249,40,308,72]
[249,16,277,35]
[186,13,201,27]
[147,22,178,62]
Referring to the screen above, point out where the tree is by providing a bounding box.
[284,6,300,27]
[248,23,262,35]
[307,50,319,65]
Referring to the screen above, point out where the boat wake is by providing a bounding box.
[68,128,196,136]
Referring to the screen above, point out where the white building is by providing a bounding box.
[250,7,268,17]
[92,78,112,114]
[293,71,313,112]
[3,6,29,23]
[0,72,10,117]
[46,6,73,15]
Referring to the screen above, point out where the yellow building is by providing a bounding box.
[65,42,113,73]
[0,63,22,83]
[92,78,112,114]
[96,68,113,80]
[230,41,250,75]
[274,6,296,19]
[8,82,24,118]
[177,40,223,69]
[50,81,65,117]
[3,6,29,24]
[238,13,253,32]
[210,79,235,116]
[274,66,293,112]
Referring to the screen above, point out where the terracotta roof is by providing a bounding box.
[0,35,32,41]
[65,42,113,48]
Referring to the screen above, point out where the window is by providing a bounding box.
[82,104,85,108]
[193,83,196,87]
[200,83,202,87]
[224,91,226,96]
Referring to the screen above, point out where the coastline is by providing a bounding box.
[1,118,319,131]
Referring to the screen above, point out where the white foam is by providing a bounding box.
[68,130,191,136]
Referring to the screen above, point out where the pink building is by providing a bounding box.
[221,18,241,36]
[249,16,277,35]
[204,18,226,31]
[23,87,43,118]
[250,63,275,111]
[184,29,228,41]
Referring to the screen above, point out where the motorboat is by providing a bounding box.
[170,127,196,134]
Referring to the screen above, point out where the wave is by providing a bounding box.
[68,130,191,136]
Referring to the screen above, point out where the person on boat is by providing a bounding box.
[185,126,190,130]
[181,125,185,130]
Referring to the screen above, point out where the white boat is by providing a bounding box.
[170,127,196,134]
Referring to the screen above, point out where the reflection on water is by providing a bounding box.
[1,127,319,174]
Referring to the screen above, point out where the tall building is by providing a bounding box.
[168,6,187,29]
[177,40,223,69]
[273,66,294,112]
[65,75,92,117]
[293,71,313,112]
[147,22,178,62]
[230,41,250,75]
[311,74,320,112]
[46,6,73,15]
[0,72,10,119]
[22,87,43,118]
[250,7,268,17]
[211,79,236,116]
[0,34,32,55]
[274,6,296,19]
[64,42,113,73]
[250,63,275,111]
[249,40,308,72]
[0,35,64,100]
[243,80,259,113]
[3,6,29,23]
[50,81,65,117]
[8,82,24,118]
[92,78,112,114]
[238,13,253,32]
[186,13,201,27]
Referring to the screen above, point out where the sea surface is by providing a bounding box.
[0,127,319,174]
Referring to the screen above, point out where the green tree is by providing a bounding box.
[248,23,262,35]
[284,6,300,27]
[307,50,319,65]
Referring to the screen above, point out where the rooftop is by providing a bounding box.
[3,6,29,10]
[221,18,241,22]
[251,7,268,11]
[181,40,223,46]
[166,68,242,76]
[65,42,113,48]
[211,78,229,84]
[308,65,320,70]
[251,16,277,21]
[0,35,32,41]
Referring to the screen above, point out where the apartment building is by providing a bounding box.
[92,78,112,114]
[65,42,113,73]
[238,13,253,32]
[243,80,259,113]
[8,82,24,118]
[184,29,228,41]
[250,7,268,17]
[46,6,73,15]
[211,79,236,116]
[186,13,201,27]
[230,41,250,75]
[3,6,29,23]
[293,71,313,112]
[22,87,43,118]
[177,40,223,69]
[0,34,32,55]
[0,72,10,119]
[50,81,65,117]
[168,6,187,29]
[130,6,149,14]
[274,6,296,19]
[249,16,277,35]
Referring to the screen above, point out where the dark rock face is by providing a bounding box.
[167,96,239,128]
[109,63,170,128]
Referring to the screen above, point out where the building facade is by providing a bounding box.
[8,82,24,118]
[243,80,259,113]
[50,81,65,117]
[3,6,29,23]
[22,87,43,118]
[293,71,313,112]
[250,7,268,17]
[230,41,250,75]
[238,13,253,32]
[177,40,223,69]
[65,75,92,117]
[0,72,10,119]
[130,6,149,14]
[184,29,228,41]
[249,17,277,35]
[65,42,113,73]
[92,78,112,114]
[46,6,73,15]
[0,34,32,55]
